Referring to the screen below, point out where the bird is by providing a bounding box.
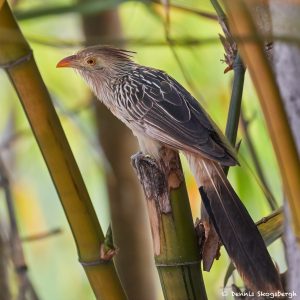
[57,45,282,293]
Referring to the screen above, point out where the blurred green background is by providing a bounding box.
[0,0,285,299]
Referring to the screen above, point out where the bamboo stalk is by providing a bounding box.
[225,54,245,147]
[0,2,126,299]
[132,149,207,300]
[212,0,278,210]
[223,53,245,177]
[210,0,244,156]
[222,0,300,239]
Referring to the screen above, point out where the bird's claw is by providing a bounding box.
[131,152,159,170]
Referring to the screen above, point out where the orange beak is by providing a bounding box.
[56,55,78,68]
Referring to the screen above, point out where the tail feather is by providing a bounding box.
[190,156,282,292]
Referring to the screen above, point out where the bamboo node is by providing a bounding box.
[0,50,32,69]
[156,260,201,267]
[79,258,110,267]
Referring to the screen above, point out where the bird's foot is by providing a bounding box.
[131,152,167,201]
[131,152,159,170]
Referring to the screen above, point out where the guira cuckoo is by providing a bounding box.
[57,46,282,293]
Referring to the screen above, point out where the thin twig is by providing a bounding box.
[240,110,278,210]
[0,154,40,300]
[159,2,205,104]
[0,230,11,300]
[1,30,296,49]
[151,0,218,20]
[22,228,62,242]
[14,0,218,21]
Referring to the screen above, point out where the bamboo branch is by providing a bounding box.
[132,149,207,300]
[22,228,62,242]
[0,2,126,299]
[222,0,300,239]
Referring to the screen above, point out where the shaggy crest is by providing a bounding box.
[77,45,136,61]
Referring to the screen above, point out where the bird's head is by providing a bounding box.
[56,45,136,79]
[57,45,136,100]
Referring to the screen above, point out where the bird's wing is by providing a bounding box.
[123,67,237,166]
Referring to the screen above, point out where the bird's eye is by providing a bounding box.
[86,58,96,66]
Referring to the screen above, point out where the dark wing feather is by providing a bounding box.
[124,67,238,165]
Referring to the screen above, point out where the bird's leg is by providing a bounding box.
[131,151,168,255]
[131,147,184,255]
[131,152,167,202]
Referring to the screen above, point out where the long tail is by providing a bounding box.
[187,154,282,292]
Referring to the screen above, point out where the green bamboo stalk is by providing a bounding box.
[211,0,227,22]
[210,0,244,150]
[223,53,245,176]
[0,2,126,299]
[225,54,245,146]
[222,0,300,239]
[211,3,281,289]
[132,149,207,300]
[212,0,278,210]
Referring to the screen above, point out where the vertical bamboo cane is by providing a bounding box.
[132,149,207,300]
[222,0,300,239]
[0,2,126,299]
